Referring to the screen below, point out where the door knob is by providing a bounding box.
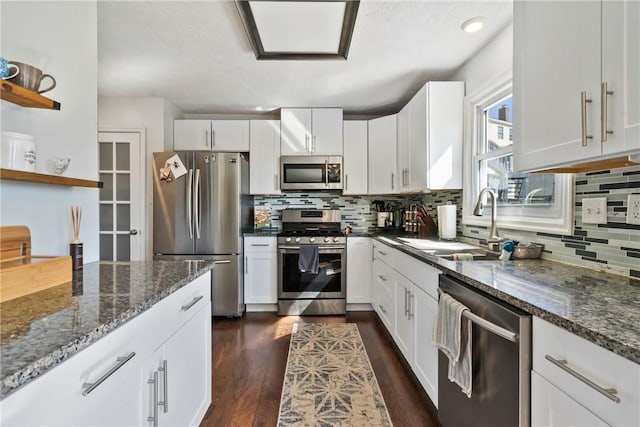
[129,229,138,235]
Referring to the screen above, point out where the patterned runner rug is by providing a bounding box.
[277,323,393,427]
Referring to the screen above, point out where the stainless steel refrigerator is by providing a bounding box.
[152,151,253,316]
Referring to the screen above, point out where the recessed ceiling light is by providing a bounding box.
[461,17,486,33]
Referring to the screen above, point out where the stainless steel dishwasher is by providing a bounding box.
[438,275,531,427]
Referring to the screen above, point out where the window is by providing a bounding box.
[462,72,574,234]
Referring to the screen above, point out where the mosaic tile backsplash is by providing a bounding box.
[256,166,639,278]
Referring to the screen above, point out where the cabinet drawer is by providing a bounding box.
[244,236,277,252]
[533,317,639,427]
[373,259,395,298]
[376,287,395,332]
[395,250,440,299]
[150,271,211,349]
[372,241,395,265]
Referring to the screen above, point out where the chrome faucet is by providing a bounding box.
[473,187,504,251]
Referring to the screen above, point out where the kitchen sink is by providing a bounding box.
[435,251,502,261]
[397,238,481,251]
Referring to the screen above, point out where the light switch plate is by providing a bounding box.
[582,197,607,224]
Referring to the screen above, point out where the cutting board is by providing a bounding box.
[0,225,72,303]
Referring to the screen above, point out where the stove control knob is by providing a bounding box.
[309,237,315,243]
[324,237,330,243]
[285,237,292,243]
[295,237,301,243]
[333,237,340,242]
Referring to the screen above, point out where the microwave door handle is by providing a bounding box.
[325,160,329,187]
[186,169,194,239]
[194,168,201,239]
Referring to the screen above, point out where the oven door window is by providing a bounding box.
[283,164,325,184]
[281,251,343,294]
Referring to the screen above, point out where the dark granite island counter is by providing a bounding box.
[0,260,214,400]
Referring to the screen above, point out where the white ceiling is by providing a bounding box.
[98,0,513,116]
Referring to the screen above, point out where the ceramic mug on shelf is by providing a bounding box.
[0,57,19,80]
[7,61,56,93]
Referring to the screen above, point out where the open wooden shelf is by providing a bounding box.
[0,168,102,188]
[0,81,60,110]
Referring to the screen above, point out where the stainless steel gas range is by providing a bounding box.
[277,209,346,315]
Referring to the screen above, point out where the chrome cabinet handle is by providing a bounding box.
[545,355,620,403]
[147,371,159,427]
[275,173,279,191]
[377,250,387,256]
[378,274,387,282]
[194,169,201,239]
[378,304,387,314]
[305,134,310,152]
[345,174,348,191]
[82,352,136,396]
[313,135,317,153]
[581,91,593,147]
[404,288,409,316]
[158,360,168,413]
[211,129,215,147]
[408,292,414,320]
[251,243,270,247]
[601,82,614,142]
[181,295,204,311]
[205,130,209,147]
[245,256,248,274]
[391,172,395,190]
[325,160,329,187]
[187,169,194,239]
[214,259,231,264]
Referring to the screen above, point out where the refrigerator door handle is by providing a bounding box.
[187,168,194,239]
[194,168,201,239]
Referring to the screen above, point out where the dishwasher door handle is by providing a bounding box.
[438,289,518,343]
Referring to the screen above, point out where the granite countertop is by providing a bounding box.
[372,235,640,364]
[0,260,214,400]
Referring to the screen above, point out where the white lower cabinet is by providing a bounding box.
[370,239,440,407]
[532,316,639,427]
[244,236,277,306]
[346,237,372,305]
[532,371,607,427]
[0,272,212,427]
[394,275,414,361]
[412,285,439,408]
[143,302,212,427]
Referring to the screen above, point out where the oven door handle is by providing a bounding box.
[279,246,345,250]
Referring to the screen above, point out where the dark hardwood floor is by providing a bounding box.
[202,312,440,427]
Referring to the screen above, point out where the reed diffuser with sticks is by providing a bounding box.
[70,206,83,270]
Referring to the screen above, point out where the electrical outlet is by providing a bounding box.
[627,194,640,225]
[582,197,608,224]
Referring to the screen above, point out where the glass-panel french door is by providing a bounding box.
[98,131,143,261]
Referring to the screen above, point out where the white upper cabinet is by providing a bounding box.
[342,121,368,195]
[174,120,249,151]
[397,82,464,193]
[249,120,281,195]
[513,0,640,172]
[368,114,398,194]
[210,120,250,151]
[174,120,212,150]
[280,108,343,156]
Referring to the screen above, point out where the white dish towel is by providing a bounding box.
[432,292,473,397]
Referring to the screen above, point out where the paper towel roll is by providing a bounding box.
[437,205,457,240]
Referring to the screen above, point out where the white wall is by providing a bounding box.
[449,22,513,95]
[98,96,183,258]
[0,1,99,261]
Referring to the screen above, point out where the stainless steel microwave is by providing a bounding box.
[280,156,343,190]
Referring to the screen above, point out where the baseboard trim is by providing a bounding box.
[346,303,373,311]
[245,303,278,312]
